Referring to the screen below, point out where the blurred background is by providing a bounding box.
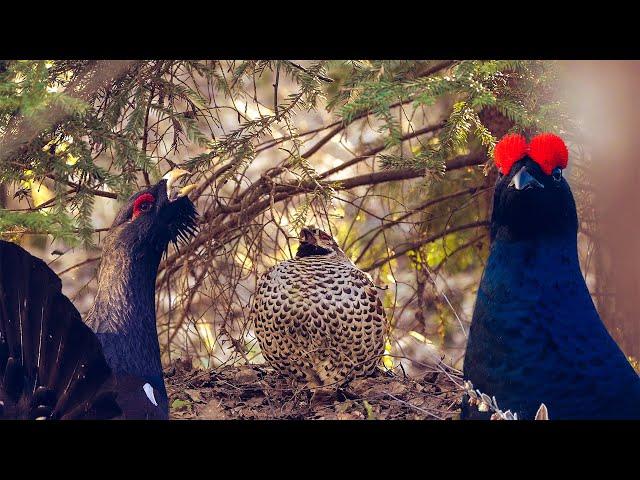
[1,60,638,379]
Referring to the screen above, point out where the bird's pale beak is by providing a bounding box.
[163,169,197,201]
[509,166,544,191]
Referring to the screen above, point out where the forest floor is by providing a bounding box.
[165,358,463,420]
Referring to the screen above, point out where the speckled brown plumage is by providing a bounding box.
[252,227,388,387]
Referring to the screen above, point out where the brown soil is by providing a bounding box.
[165,359,463,420]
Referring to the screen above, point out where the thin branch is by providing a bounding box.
[285,61,334,83]
[363,220,490,272]
[57,256,101,276]
[319,121,446,180]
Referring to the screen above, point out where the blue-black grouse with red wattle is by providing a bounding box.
[462,133,640,420]
[0,170,197,420]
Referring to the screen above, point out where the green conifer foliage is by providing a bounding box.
[0,60,571,365]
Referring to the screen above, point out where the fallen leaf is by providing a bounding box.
[337,410,364,420]
[234,367,259,384]
[348,378,373,396]
[363,400,376,420]
[185,389,205,403]
[336,401,352,413]
[199,399,229,419]
[171,399,191,410]
[245,395,266,407]
[387,381,408,396]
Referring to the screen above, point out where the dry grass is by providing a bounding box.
[166,358,463,420]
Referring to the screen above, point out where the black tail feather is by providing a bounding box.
[0,240,121,420]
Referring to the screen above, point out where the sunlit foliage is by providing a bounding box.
[0,60,566,372]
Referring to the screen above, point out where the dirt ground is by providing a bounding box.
[165,359,464,420]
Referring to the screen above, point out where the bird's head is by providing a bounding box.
[491,133,578,240]
[105,169,198,259]
[296,226,345,259]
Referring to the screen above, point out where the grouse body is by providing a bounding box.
[252,227,388,387]
[462,133,640,420]
[0,170,197,420]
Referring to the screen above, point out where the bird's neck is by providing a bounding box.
[481,231,586,307]
[296,243,333,258]
[492,230,578,257]
[295,245,354,266]
[86,245,164,383]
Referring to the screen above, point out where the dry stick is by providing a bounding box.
[285,61,334,83]
[433,233,487,274]
[209,121,346,215]
[425,262,469,339]
[341,184,376,251]
[273,64,280,122]
[253,60,456,155]
[159,151,486,278]
[318,121,446,181]
[163,262,209,353]
[217,147,483,219]
[411,60,458,79]
[363,220,490,272]
[140,70,159,187]
[298,124,345,163]
[384,392,444,420]
[208,121,346,211]
[7,189,73,212]
[57,177,118,199]
[350,186,481,264]
[254,123,333,155]
[191,63,457,204]
[56,256,101,276]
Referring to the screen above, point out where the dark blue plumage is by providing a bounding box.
[86,176,197,419]
[463,155,640,420]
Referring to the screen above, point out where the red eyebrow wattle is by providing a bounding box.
[528,133,569,175]
[132,193,155,218]
[494,133,527,175]
[494,133,568,176]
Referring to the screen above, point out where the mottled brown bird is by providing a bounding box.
[252,227,388,388]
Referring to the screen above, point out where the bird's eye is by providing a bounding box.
[552,167,562,182]
[132,193,156,219]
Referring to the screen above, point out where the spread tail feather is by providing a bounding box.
[0,240,121,419]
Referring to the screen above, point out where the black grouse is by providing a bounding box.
[0,170,197,419]
[462,133,640,420]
